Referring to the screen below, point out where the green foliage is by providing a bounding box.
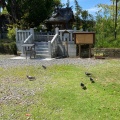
[74,0,82,30]
[94,1,120,48]
[95,35,120,48]
[7,24,16,41]
[0,42,17,55]
[66,0,70,7]
[74,0,95,31]
[3,0,61,28]
[1,7,8,14]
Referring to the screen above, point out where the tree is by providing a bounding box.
[0,0,5,8]
[97,0,120,40]
[94,0,120,47]
[74,0,82,30]
[73,0,95,31]
[0,0,61,28]
[81,10,95,31]
[66,0,70,7]
[114,0,119,39]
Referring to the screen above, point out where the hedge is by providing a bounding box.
[0,42,17,55]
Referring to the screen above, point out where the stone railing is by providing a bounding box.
[48,34,58,57]
[92,48,120,58]
[16,28,34,51]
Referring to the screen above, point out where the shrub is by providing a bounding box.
[0,43,5,53]
[7,24,16,41]
[10,42,17,55]
[0,42,17,55]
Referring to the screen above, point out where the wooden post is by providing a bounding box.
[89,44,91,58]
[79,44,81,58]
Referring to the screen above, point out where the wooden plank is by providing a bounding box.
[75,33,94,44]
[85,34,93,44]
[76,34,93,44]
[76,34,84,44]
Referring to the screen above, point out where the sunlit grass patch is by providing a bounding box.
[0,59,120,120]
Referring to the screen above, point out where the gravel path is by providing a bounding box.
[0,55,105,68]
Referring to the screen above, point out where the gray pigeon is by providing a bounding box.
[42,65,46,69]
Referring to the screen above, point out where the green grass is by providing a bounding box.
[0,59,120,120]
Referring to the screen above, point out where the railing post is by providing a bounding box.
[30,28,34,43]
[73,27,76,32]
[21,31,25,56]
[55,27,59,35]
[48,41,52,58]
[47,32,49,41]
[70,31,73,41]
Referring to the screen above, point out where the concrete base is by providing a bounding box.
[68,42,76,57]
[57,41,76,57]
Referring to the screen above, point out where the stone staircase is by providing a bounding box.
[35,42,51,58]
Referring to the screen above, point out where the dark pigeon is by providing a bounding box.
[80,83,87,90]
[85,72,91,76]
[90,77,95,83]
[27,75,36,81]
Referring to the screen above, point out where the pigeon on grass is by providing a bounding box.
[90,77,95,83]
[85,72,91,76]
[80,83,87,90]
[27,75,36,81]
[42,65,46,69]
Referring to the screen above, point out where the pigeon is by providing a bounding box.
[27,75,36,81]
[90,77,95,83]
[80,83,84,87]
[85,72,91,76]
[80,83,87,90]
[42,65,46,69]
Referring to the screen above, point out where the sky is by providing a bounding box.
[61,0,111,16]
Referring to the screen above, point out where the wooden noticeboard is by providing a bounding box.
[74,32,95,44]
[73,32,95,58]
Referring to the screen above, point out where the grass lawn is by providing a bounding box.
[0,59,120,120]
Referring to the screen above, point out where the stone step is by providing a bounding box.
[35,42,48,45]
[35,47,49,51]
[36,51,49,54]
[34,41,50,58]
[36,54,51,58]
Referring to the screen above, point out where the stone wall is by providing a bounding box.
[57,41,76,57]
[91,48,120,58]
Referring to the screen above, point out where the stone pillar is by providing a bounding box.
[70,31,73,41]
[48,41,52,58]
[73,27,76,32]
[30,28,35,43]
[47,32,49,41]
[55,27,59,34]
[60,32,62,41]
